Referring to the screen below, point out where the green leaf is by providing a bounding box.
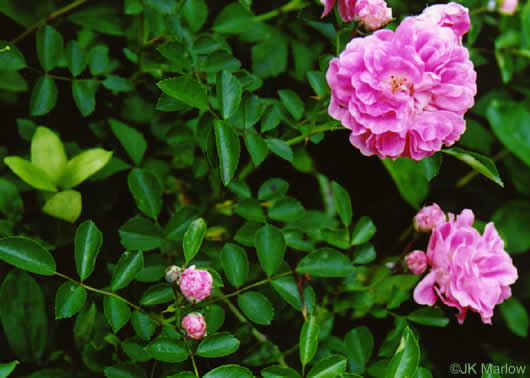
[236,199,266,222]
[29,76,58,116]
[0,71,28,92]
[385,327,420,378]
[252,37,288,78]
[104,364,147,377]
[111,250,144,291]
[268,198,304,222]
[221,243,249,288]
[261,103,283,133]
[183,218,207,262]
[442,147,503,187]
[419,154,442,181]
[109,120,147,165]
[237,291,274,325]
[213,3,253,34]
[145,338,188,362]
[499,297,528,337]
[60,148,113,189]
[145,0,176,13]
[72,79,98,117]
[322,228,353,250]
[73,302,96,346]
[0,178,23,220]
[351,216,376,246]
[262,366,301,378]
[244,133,268,167]
[0,270,47,363]
[30,126,66,184]
[204,365,253,378]
[307,71,329,97]
[345,326,374,373]
[278,90,304,121]
[35,25,63,72]
[182,0,208,32]
[407,308,449,327]
[55,281,87,319]
[297,248,354,277]
[75,220,103,281]
[217,70,242,119]
[0,40,25,71]
[487,101,530,167]
[270,276,307,311]
[352,243,376,264]
[258,178,289,202]
[103,296,131,333]
[131,311,158,341]
[214,120,241,185]
[88,45,109,75]
[0,360,18,377]
[119,216,163,251]
[331,181,353,227]
[0,236,55,275]
[65,40,86,77]
[42,189,82,223]
[255,224,286,276]
[68,5,124,36]
[128,168,163,220]
[4,157,57,192]
[197,333,240,358]
[307,355,347,378]
[157,77,209,110]
[383,158,429,209]
[299,315,319,367]
[228,180,252,199]
[139,283,176,306]
[492,200,530,254]
[102,75,134,93]
[266,138,293,162]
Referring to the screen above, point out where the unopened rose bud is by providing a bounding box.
[181,312,207,340]
[178,265,213,303]
[414,203,446,232]
[499,0,517,15]
[353,0,392,31]
[406,250,428,274]
[165,265,181,283]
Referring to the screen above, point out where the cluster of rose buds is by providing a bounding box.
[165,264,212,340]
[406,204,518,324]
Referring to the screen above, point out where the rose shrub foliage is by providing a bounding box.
[0,0,529,377]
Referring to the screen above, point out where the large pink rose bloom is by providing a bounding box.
[326,4,477,160]
[413,209,518,324]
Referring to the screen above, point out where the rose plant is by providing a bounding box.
[0,0,528,377]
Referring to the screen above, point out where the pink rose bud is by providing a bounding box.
[406,250,428,274]
[416,2,470,41]
[414,203,446,232]
[181,312,207,340]
[320,0,357,22]
[165,265,181,284]
[499,0,518,14]
[413,209,518,324]
[353,0,392,31]
[178,265,213,303]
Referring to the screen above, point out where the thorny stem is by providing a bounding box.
[184,338,200,377]
[286,125,345,146]
[254,0,306,22]
[208,271,293,305]
[455,148,510,188]
[11,0,90,44]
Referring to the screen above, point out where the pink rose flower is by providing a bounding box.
[413,209,518,324]
[181,312,207,340]
[178,265,213,303]
[499,0,518,14]
[353,0,392,31]
[414,203,446,232]
[326,4,476,160]
[416,2,470,42]
[320,0,357,22]
[406,250,428,274]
